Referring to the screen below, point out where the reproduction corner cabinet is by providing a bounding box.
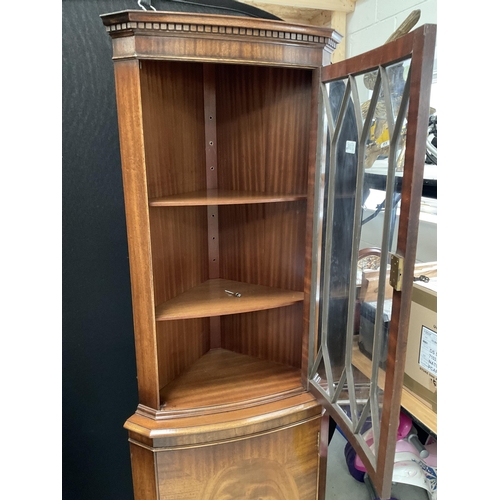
[101,9,436,500]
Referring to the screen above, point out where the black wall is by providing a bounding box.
[62,2,278,499]
[63,1,138,498]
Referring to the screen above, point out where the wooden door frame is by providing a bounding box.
[309,24,436,500]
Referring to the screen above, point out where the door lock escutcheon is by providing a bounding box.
[389,253,404,291]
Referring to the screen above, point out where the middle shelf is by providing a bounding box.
[155,278,305,321]
[149,189,307,207]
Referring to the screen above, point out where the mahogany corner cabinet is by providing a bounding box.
[100,9,436,500]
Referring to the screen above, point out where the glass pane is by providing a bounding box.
[314,59,412,464]
[313,78,352,402]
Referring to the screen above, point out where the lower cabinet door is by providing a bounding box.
[128,410,324,500]
[156,417,321,500]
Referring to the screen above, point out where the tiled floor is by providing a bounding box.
[326,430,430,500]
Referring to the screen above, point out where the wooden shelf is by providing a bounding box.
[155,278,304,320]
[159,348,303,415]
[149,189,307,207]
[352,341,437,435]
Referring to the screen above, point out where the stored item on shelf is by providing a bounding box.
[358,299,392,369]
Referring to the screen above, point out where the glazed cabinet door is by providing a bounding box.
[308,25,436,500]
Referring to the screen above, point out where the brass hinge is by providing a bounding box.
[389,253,404,291]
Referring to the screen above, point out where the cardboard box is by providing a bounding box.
[404,279,437,411]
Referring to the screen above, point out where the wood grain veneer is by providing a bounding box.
[113,59,160,409]
[149,189,307,206]
[159,348,302,414]
[302,67,323,385]
[155,278,303,320]
[149,206,209,307]
[102,10,337,44]
[216,65,312,195]
[156,318,210,390]
[127,393,324,499]
[129,442,157,500]
[155,417,321,500]
[129,391,321,439]
[219,202,306,291]
[101,10,339,68]
[140,60,206,199]
[221,304,303,367]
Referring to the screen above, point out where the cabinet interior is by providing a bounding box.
[139,59,313,412]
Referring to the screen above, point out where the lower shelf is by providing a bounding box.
[158,348,303,417]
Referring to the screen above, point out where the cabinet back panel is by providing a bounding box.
[140,60,206,199]
[221,305,303,368]
[215,65,312,195]
[157,318,210,390]
[218,202,306,291]
[149,206,209,306]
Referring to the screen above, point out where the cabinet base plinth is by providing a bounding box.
[125,393,324,500]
